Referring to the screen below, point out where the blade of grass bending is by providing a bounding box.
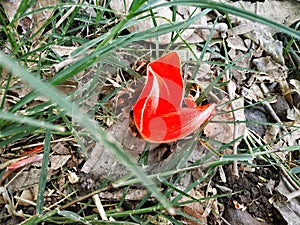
[36,128,51,215]
[0,52,173,212]
[291,166,300,175]
[221,153,253,161]
[0,110,64,133]
[10,10,210,114]
[57,210,90,224]
[21,209,59,225]
[192,17,217,80]
[155,0,300,39]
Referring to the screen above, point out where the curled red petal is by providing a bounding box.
[7,154,43,170]
[1,154,44,184]
[139,104,215,143]
[132,51,215,143]
[184,96,198,108]
[134,52,183,113]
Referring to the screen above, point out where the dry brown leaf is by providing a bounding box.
[49,155,71,171]
[110,0,218,44]
[228,21,255,36]
[287,108,300,123]
[228,49,251,84]
[80,114,147,181]
[181,189,207,225]
[2,0,58,40]
[51,45,78,57]
[56,78,79,95]
[286,127,300,146]
[253,56,288,81]
[244,24,285,65]
[57,176,66,192]
[272,174,300,225]
[264,125,281,143]
[286,79,300,106]
[10,168,42,191]
[32,0,58,41]
[2,0,22,22]
[230,0,300,35]
[17,189,34,206]
[226,36,248,52]
[52,142,70,155]
[204,97,246,145]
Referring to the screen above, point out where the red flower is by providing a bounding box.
[132,52,214,143]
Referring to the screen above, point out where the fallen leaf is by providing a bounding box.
[271,174,300,225]
[181,189,207,225]
[32,0,58,41]
[50,155,71,170]
[10,168,42,192]
[110,0,213,44]
[17,189,34,206]
[226,36,248,52]
[253,56,288,80]
[287,108,300,123]
[205,97,245,145]
[51,45,78,57]
[1,154,43,184]
[230,0,300,35]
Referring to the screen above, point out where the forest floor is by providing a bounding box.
[0,1,300,224]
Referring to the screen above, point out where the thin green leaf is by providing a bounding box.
[221,154,253,161]
[36,128,51,215]
[57,210,90,224]
[155,0,300,39]
[0,51,173,213]
[291,166,300,175]
[0,110,64,134]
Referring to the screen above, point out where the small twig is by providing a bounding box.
[225,64,240,179]
[279,165,300,191]
[93,194,108,221]
[51,55,85,73]
[14,196,51,211]
[0,187,25,218]
[261,100,288,133]
[47,190,77,210]
[188,23,228,33]
[59,186,108,210]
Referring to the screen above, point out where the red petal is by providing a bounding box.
[7,154,43,170]
[184,96,197,108]
[133,52,183,113]
[148,51,183,107]
[132,52,215,143]
[139,104,215,143]
[1,154,44,184]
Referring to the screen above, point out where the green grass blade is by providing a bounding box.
[0,110,64,133]
[0,51,173,212]
[36,128,51,215]
[57,210,91,224]
[155,0,300,39]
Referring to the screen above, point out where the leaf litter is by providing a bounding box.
[0,0,300,224]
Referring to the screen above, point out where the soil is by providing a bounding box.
[212,160,287,225]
